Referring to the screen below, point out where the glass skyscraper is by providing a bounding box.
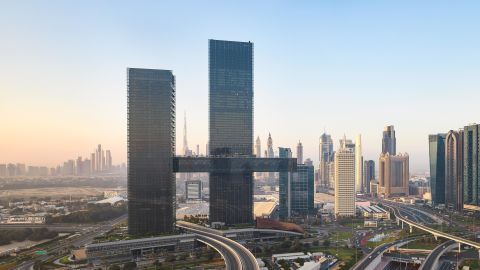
[127,68,176,235]
[382,125,396,155]
[429,134,446,206]
[208,39,254,225]
[279,147,292,219]
[363,160,375,194]
[464,124,480,206]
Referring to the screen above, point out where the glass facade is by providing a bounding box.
[429,134,446,206]
[278,147,292,219]
[290,164,315,216]
[127,68,176,235]
[208,39,254,225]
[464,124,480,206]
[363,160,375,194]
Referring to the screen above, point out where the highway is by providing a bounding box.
[13,214,127,270]
[351,236,420,270]
[419,240,456,270]
[385,204,480,250]
[196,235,242,269]
[177,221,259,270]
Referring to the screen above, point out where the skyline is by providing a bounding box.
[2,2,480,172]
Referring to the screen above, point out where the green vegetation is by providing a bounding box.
[0,228,57,245]
[47,203,126,223]
[328,231,353,241]
[460,259,480,269]
[403,237,444,250]
[309,246,363,270]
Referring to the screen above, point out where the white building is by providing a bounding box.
[335,136,356,217]
[355,134,363,193]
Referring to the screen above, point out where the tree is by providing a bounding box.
[312,239,319,246]
[108,265,121,270]
[323,239,330,247]
[123,262,137,270]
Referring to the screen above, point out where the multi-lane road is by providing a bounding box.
[177,221,259,270]
[419,240,456,270]
[13,214,127,270]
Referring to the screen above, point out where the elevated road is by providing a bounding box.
[177,221,259,270]
[385,205,480,256]
[419,240,456,270]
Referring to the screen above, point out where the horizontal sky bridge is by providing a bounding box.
[173,157,298,173]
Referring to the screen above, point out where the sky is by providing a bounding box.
[1,1,480,173]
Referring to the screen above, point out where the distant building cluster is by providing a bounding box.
[0,144,125,177]
[429,123,480,211]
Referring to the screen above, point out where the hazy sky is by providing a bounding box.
[1,1,480,173]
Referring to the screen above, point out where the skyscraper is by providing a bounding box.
[291,163,314,216]
[429,134,446,206]
[335,136,356,217]
[363,160,375,194]
[382,125,396,155]
[127,68,176,235]
[379,153,409,197]
[319,133,334,188]
[296,141,303,164]
[106,150,112,170]
[445,130,464,211]
[255,136,261,158]
[355,134,363,193]
[279,147,292,219]
[208,39,254,225]
[267,133,275,179]
[183,111,189,156]
[463,124,480,206]
[96,144,102,172]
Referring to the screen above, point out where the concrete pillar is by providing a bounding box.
[409,225,413,233]
[458,243,461,253]
[401,221,404,229]
[434,235,438,240]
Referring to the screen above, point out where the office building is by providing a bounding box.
[255,136,261,158]
[355,134,363,193]
[106,150,112,170]
[319,133,334,188]
[279,147,293,219]
[267,133,275,179]
[463,124,480,206]
[16,163,26,176]
[334,136,356,217]
[378,153,409,197]
[363,160,375,194]
[208,39,254,225]
[382,125,396,155]
[429,134,446,206]
[7,164,16,177]
[296,141,303,165]
[185,180,203,201]
[445,130,464,211]
[127,68,176,235]
[290,163,314,216]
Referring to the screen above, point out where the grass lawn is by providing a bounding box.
[402,237,443,250]
[460,259,480,269]
[328,231,353,241]
[309,246,363,270]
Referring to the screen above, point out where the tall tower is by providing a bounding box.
[445,130,464,211]
[463,124,480,206]
[355,134,363,193]
[382,125,396,155]
[279,147,292,219]
[267,133,275,179]
[127,68,176,235]
[429,134,446,206]
[209,39,254,225]
[319,133,334,188]
[334,135,356,217]
[183,111,189,156]
[296,141,303,165]
[96,144,102,171]
[255,136,262,158]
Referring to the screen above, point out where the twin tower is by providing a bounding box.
[127,39,296,235]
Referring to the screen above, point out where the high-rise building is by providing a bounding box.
[463,124,480,206]
[445,130,464,211]
[382,125,396,155]
[76,156,83,175]
[183,111,189,156]
[355,134,363,193]
[429,134,446,206]
[267,133,275,179]
[16,163,26,176]
[379,153,409,197]
[90,153,96,173]
[279,147,293,219]
[208,39,254,225]
[319,133,334,188]
[127,68,176,235]
[291,163,314,216]
[96,144,102,172]
[255,136,261,158]
[363,160,375,194]
[0,164,6,177]
[7,164,15,177]
[297,141,303,164]
[106,150,112,170]
[334,136,356,217]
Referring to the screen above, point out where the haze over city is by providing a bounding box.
[2,1,480,172]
